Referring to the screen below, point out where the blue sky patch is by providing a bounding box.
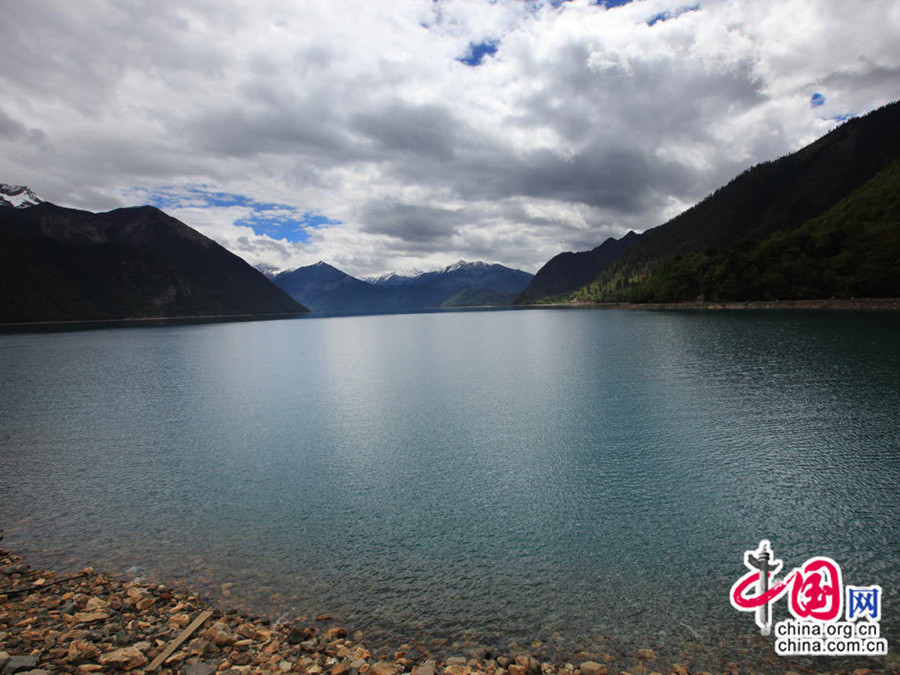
[811,92,826,107]
[134,185,340,244]
[458,40,499,67]
[647,3,700,26]
[595,0,635,7]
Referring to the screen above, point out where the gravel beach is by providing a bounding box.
[0,549,894,675]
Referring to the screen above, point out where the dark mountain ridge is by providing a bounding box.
[521,100,900,304]
[272,262,397,314]
[601,156,900,303]
[0,202,308,323]
[516,231,640,303]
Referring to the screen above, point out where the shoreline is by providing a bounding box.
[529,298,900,311]
[3,297,897,332]
[0,312,309,333]
[1,548,894,675]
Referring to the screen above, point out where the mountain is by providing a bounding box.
[254,262,284,279]
[516,231,640,303]
[273,260,533,314]
[405,260,533,294]
[614,156,900,302]
[1,183,44,208]
[521,100,900,304]
[364,268,424,285]
[0,199,308,323]
[272,262,398,314]
[441,287,523,307]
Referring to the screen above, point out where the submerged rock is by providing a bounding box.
[578,662,606,675]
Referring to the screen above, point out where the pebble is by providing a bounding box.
[1,565,28,576]
[98,645,148,670]
[636,649,655,662]
[183,661,219,675]
[2,656,38,675]
[444,666,472,675]
[578,662,605,675]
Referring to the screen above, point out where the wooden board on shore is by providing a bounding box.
[146,609,213,672]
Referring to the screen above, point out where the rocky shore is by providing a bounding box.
[0,549,894,675]
[552,298,900,311]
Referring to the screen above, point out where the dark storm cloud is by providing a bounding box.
[352,103,461,160]
[359,201,465,241]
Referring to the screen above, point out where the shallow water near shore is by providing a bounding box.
[1,309,898,669]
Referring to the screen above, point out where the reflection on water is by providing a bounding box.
[1,309,898,669]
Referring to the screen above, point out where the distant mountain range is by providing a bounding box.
[0,195,308,324]
[273,260,533,314]
[6,99,896,324]
[518,100,900,304]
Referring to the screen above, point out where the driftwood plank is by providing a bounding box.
[146,608,214,672]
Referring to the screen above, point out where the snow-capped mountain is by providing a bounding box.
[364,268,424,286]
[254,262,285,279]
[0,184,44,208]
[366,261,510,285]
[407,260,533,292]
[437,260,490,274]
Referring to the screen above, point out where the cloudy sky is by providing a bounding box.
[2,0,898,276]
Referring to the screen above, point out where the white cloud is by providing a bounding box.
[1,0,898,276]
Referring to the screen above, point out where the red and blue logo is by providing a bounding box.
[730,540,886,656]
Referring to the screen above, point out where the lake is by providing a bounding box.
[1,308,898,670]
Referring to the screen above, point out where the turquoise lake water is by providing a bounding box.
[1,309,898,669]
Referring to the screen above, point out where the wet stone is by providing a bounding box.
[635,650,655,662]
[2,656,38,675]
[75,666,104,675]
[371,662,398,675]
[2,564,29,575]
[73,611,108,624]
[578,662,606,675]
[99,646,148,671]
[333,663,352,675]
[183,661,219,675]
[288,626,315,645]
[205,621,238,646]
[444,667,472,675]
[67,639,101,662]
